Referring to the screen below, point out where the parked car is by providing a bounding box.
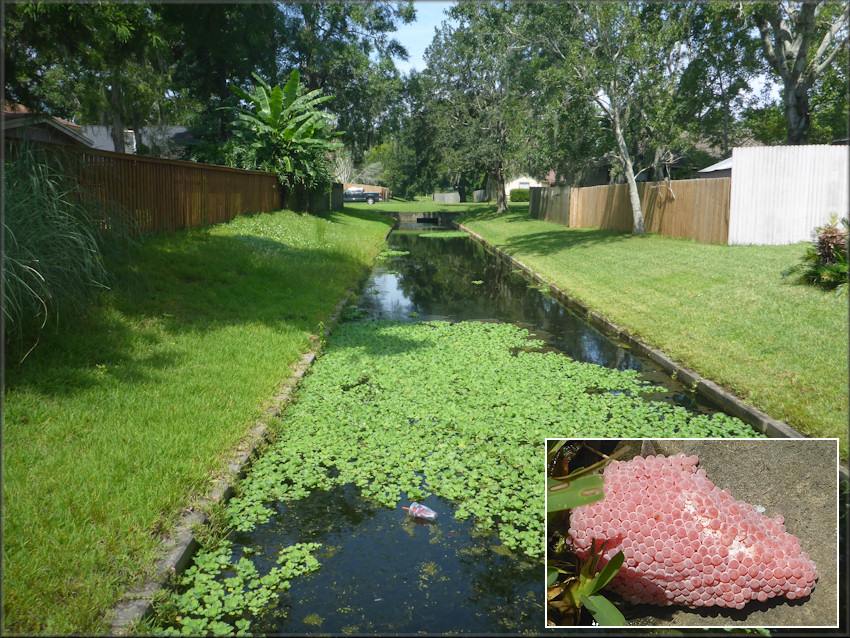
[343,187,383,204]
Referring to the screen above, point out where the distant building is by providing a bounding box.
[3,101,93,149]
[697,156,733,179]
[79,124,190,157]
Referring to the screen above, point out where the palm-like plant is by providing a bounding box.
[782,215,849,296]
[229,70,343,192]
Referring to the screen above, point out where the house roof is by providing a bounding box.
[3,101,93,147]
[698,156,733,173]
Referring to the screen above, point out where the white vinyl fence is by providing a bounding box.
[728,145,849,245]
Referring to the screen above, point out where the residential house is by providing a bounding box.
[3,101,93,149]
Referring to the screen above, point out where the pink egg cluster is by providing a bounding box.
[568,453,818,609]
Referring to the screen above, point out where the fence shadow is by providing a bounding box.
[499,226,635,257]
[4,230,380,399]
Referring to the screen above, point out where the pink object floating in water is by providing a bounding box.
[568,453,818,609]
[403,502,437,521]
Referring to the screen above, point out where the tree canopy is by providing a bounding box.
[5,1,847,208]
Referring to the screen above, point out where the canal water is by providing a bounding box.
[358,229,719,414]
[214,228,742,635]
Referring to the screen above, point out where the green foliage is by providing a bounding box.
[782,216,849,295]
[2,145,121,361]
[423,3,528,210]
[275,2,415,159]
[151,539,321,635]
[418,231,469,239]
[509,189,530,202]
[2,209,392,634]
[5,3,174,152]
[546,443,629,625]
[218,320,758,563]
[228,70,342,192]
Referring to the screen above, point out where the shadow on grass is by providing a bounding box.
[4,227,404,398]
[325,208,396,227]
[461,208,635,256]
[499,227,634,256]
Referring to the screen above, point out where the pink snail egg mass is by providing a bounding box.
[568,453,818,609]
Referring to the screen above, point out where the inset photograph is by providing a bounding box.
[546,438,841,629]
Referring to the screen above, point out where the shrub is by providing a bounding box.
[782,215,849,295]
[509,188,530,202]
[3,145,117,360]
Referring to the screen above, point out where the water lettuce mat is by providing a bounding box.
[153,320,760,634]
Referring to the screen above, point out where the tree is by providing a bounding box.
[275,1,415,160]
[677,3,767,156]
[228,70,342,196]
[157,3,280,161]
[423,2,527,211]
[515,2,693,233]
[751,0,849,144]
[376,71,444,199]
[5,3,172,153]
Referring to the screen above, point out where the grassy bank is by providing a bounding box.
[460,206,849,459]
[2,209,393,634]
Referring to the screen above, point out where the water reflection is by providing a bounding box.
[240,485,542,634]
[358,230,717,414]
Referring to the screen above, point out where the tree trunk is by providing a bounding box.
[651,147,665,182]
[611,103,645,234]
[457,176,468,203]
[493,163,507,213]
[110,72,126,154]
[785,84,810,145]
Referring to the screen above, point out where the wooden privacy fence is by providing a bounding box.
[529,186,570,226]
[567,177,731,244]
[72,149,281,234]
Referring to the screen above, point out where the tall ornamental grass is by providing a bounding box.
[3,144,125,361]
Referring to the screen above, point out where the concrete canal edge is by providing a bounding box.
[456,222,848,475]
[107,225,395,634]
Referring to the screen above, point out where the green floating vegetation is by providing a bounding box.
[151,319,760,634]
[152,540,321,635]
[223,320,759,557]
[376,248,410,259]
[419,230,469,238]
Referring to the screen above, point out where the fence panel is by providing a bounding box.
[74,149,281,234]
[729,145,849,245]
[529,186,570,225]
[568,178,730,244]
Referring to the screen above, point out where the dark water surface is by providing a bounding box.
[234,229,736,634]
[360,230,719,414]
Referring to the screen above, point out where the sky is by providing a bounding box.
[392,1,455,75]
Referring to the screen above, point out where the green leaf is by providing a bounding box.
[580,593,626,626]
[547,566,559,587]
[546,474,604,512]
[589,551,624,595]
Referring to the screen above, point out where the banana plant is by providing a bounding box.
[228,70,343,190]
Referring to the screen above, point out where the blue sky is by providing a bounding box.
[392,2,455,74]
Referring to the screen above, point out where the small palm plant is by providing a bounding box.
[228,70,343,195]
[782,215,849,295]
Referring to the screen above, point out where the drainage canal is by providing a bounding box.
[359,228,720,415]
[160,228,791,634]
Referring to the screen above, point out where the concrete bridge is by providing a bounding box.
[379,210,464,228]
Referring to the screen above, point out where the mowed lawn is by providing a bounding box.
[2,209,392,634]
[460,206,849,460]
